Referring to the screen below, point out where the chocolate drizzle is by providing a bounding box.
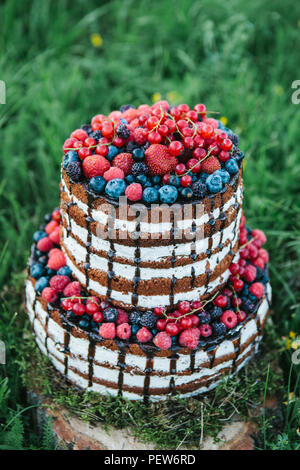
[107,213,116,300]
[117,343,127,395]
[88,339,96,387]
[84,192,93,289]
[132,221,141,307]
[143,354,154,403]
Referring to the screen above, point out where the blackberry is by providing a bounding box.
[242,298,255,314]
[228,132,239,146]
[120,104,136,112]
[140,311,156,329]
[132,162,148,177]
[232,148,244,161]
[191,181,207,199]
[90,130,102,141]
[66,161,82,182]
[129,311,141,325]
[117,124,130,139]
[126,141,138,153]
[210,306,223,321]
[198,312,211,324]
[103,307,118,322]
[81,124,93,135]
[212,322,227,337]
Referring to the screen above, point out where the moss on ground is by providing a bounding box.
[19,322,283,449]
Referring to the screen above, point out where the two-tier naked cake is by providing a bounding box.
[25,100,271,401]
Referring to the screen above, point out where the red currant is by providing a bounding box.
[180,175,193,187]
[165,323,180,336]
[214,295,228,308]
[175,163,186,175]
[180,317,193,329]
[178,301,191,314]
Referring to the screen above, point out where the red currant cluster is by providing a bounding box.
[61,296,107,323]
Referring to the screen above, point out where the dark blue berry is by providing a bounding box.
[125,174,135,184]
[33,231,47,243]
[89,176,106,194]
[132,148,145,161]
[198,312,211,324]
[105,178,126,199]
[210,306,223,321]
[212,322,227,337]
[159,185,178,203]
[57,266,72,276]
[66,161,82,182]
[103,307,118,322]
[129,311,141,325]
[117,124,130,139]
[120,104,135,112]
[191,181,207,199]
[140,311,156,329]
[181,187,193,200]
[142,187,159,203]
[132,162,148,177]
[169,175,180,187]
[63,151,80,169]
[90,130,102,141]
[107,145,118,161]
[35,276,49,293]
[31,263,45,279]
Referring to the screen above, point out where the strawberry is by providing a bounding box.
[201,156,221,174]
[82,155,110,178]
[145,144,178,176]
[112,153,134,176]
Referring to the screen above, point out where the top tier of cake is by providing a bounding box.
[59,101,245,311]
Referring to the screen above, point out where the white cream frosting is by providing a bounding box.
[25,278,271,401]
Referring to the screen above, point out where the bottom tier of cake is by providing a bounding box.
[26,277,271,401]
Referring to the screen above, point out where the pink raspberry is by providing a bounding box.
[63,281,81,297]
[136,327,153,343]
[179,328,200,349]
[45,220,59,234]
[133,127,148,145]
[116,323,131,340]
[239,228,248,245]
[49,275,70,293]
[116,309,129,325]
[41,287,58,303]
[49,226,60,245]
[200,324,212,338]
[153,331,172,349]
[47,249,66,270]
[258,248,269,264]
[221,310,238,329]
[99,322,116,339]
[249,282,265,298]
[125,183,143,201]
[37,236,53,252]
[251,229,267,247]
[243,265,257,283]
[103,166,125,182]
[253,257,265,270]
[236,310,247,323]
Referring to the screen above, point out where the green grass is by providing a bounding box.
[0,0,299,449]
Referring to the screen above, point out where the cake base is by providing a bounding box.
[27,387,281,450]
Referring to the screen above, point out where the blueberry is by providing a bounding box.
[31,263,45,279]
[103,307,118,322]
[33,230,47,243]
[129,311,141,325]
[46,268,56,277]
[214,169,230,184]
[81,124,93,135]
[225,158,239,174]
[136,174,148,186]
[169,175,180,187]
[44,213,52,223]
[38,256,48,266]
[181,187,193,200]
[198,312,211,324]
[143,180,152,188]
[105,178,126,199]
[132,148,145,161]
[79,319,90,329]
[131,324,139,335]
[57,266,72,276]
[142,187,159,203]
[35,276,49,293]
[125,174,135,184]
[151,175,161,185]
[206,174,223,193]
[63,151,79,169]
[200,172,209,182]
[89,176,106,194]
[159,185,178,203]
[107,145,119,161]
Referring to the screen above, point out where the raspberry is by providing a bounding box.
[112,153,134,176]
[258,248,269,264]
[41,287,58,303]
[253,257,265,270]
[136,327,153,343]
[49,227,60,245]
[37,237,53,252]
[153,331,172,349]
[145,144,178,176]
[99,322,116,339]
[116,322,131,340]
[125,183,143,201]
[45,220,59,234]
[243,265,257,283]
[201,156,221,174]
[117,309,129,325]
[133,127,148,145]
[82,155,110,178]
[249,282,264,298]
[47,250,66,270]
[103,166,125,182]
[50,275,71,293]
[63,281,81,297]
[200,324,212,337]
[179,328,200,349]
[251,229,267,247]
[71,129,88,141]
[220,310,238,329]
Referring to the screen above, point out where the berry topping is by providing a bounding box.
[116,323,131,340]
[49,275,70,293]
[112,153,134,176]
[145,144,178,176]
[179,328,200,349]
[63,281,81,297]
[136,327,153,343]
[99,323,116,339]
[41,287,58,303]
[220,310,238,329]
[125,183,143,201]
[82,155,111,178]
[47,249,66,271]
[249,282,265,298]
[153,331,172,349]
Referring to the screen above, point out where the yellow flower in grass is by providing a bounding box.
[273,84,284,96]
[285,337,292,350]
[151,92,162,103]
[289,331,297,338]
[284,392,295,405]
[90,33,103,48]
[291,339,300,350]
[166,90,183,105]
[220,116,228,126]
